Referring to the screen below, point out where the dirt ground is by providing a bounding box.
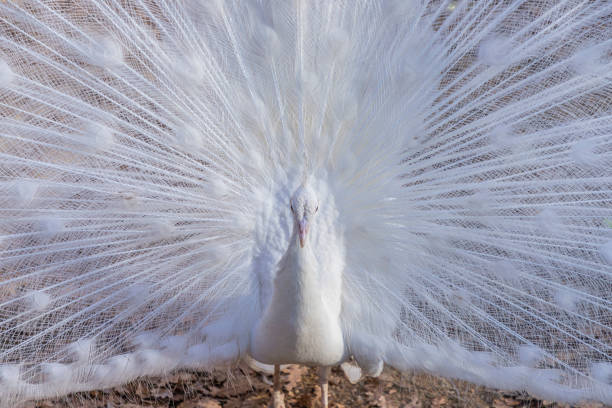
[26,366,608,408]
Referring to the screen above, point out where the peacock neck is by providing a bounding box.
[273,223,320,302]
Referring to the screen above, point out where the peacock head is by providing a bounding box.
[290,183,319,248]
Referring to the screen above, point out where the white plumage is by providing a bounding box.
[0,0,611,406]
[251,182,345,366]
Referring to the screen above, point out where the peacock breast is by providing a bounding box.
[249,242,346,366]
[249,291,346,366]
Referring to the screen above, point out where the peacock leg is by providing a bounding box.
[269,364,285,408]
[319,366,331,408]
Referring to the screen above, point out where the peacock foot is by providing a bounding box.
[269,390,285,408]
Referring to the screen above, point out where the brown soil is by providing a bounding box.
[25,366,607,408]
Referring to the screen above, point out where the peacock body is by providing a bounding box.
[0,0,611,406]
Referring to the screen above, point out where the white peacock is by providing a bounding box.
[0,1,611,407]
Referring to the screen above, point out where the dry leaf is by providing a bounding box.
[177,399,222,408]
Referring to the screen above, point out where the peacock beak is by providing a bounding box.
[298,219,308,248]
